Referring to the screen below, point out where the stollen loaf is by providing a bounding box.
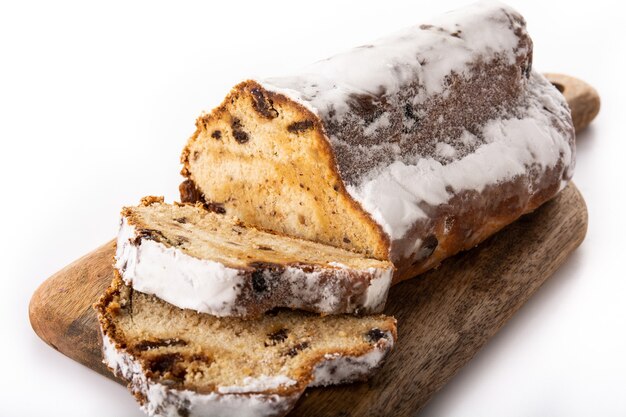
[180,0,574,283]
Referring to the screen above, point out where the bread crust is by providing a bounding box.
[179,2,575,285]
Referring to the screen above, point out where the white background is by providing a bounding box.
[1,0,624,416]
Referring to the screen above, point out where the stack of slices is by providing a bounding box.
[95,196,397,417]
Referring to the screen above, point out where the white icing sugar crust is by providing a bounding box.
[115,217,244,316]
[100,328,395,417]
[101,332,299,417]
[348,72,574,240]
[262,1,522,118]
[257,0,575,264]
[309,331,395,387]
[115,217,393,317]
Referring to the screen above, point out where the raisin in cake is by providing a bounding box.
[115,196,393,317]
[180,1,575,283]
[96,275,396,417]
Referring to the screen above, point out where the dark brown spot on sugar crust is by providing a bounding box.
[174,217,187,224]
[343,236,351,244]
[251,270,268,293]
[522,59,532,79]
[231,117,250,144]
[287,120,314,134]
[134,338,188,351]
[211,130,222,140]
[250,88,279,119]
[404,103,419,123]
[350,93,387,125]
[257,245,274,251]
[249,261,285,293]
[265,328,289,346]
[411,236,439,266]
[284,341,310,357]
[366,328,386,343]
[177,407,190,417]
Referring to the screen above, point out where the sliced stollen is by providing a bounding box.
[115,196,394,318]
[95,275,397,417]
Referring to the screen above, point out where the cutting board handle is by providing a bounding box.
[544,73,600,133]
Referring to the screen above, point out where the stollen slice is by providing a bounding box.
[115,196,394,318]
[95,274,397,417]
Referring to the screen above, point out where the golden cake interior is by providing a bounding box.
[124,199,392,271]
[181,81,389,260]
[98,278,396,394]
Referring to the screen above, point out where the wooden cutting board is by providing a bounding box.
[29,74,597,416]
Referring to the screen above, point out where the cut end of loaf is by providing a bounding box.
[180,80,390,260]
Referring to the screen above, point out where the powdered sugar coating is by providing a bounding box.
[348,73,573,240]
[262,1,522,120]
[310,331,394,387]
[217,376,296,394]
[115,218,244,316]
[101,332,299,417]
[101,326,395,417]
[115,216,393,316]
[259,1,574,265]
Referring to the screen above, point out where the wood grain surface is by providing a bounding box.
[29,238,116,378]
[29,184,588,415]
[545,73,600,133]
[29,74,597,415]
